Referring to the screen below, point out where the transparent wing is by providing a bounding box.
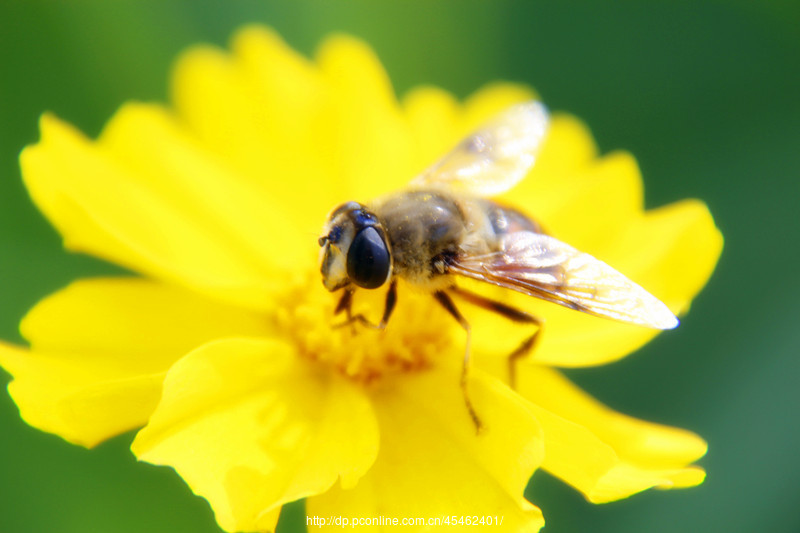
[409,101,549,197]
[449,231,679,329]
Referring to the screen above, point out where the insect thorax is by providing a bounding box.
[371,190,468,286]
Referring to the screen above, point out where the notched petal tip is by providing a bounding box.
[462,82,539,133]
[132,338,379,533]
[635,197,724,315]
[466,82,539,110]
[656,466,706,490]
[521,367,708,502]
[230,23,284,47]
[171,42,228,72]
[586,463,707,504]
[315,32,397,106]
[20,112,83,169]
[36,111,68,139]
[316,32,379,61]
[0,340,164,448]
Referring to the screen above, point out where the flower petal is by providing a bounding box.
[0,342,163,448]
[232,27,341,223]
[309,362,544,532]
[131,338,379,533]
[21,277,273,359]
[597,198,724,314]
[462,82,538,132]
[172,27,339,226]
[520,366,707,502]
[99,102,304,266]
[316,34,416,201]
[402,86,461,175]
[527,113,598,177]
[20,114,288,309]
[518,151,644,251]
[0,278,272,447]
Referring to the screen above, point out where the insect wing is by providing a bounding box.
[409,101,549,197]
[450,231,679,329]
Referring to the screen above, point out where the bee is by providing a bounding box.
[318,101,678,430]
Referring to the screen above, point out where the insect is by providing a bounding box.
[318,101,678,430]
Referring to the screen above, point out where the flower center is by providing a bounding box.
[274,274,454,383]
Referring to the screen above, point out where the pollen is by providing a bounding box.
[274,275,454,383]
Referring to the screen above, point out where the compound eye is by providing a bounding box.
[346,227,390,289]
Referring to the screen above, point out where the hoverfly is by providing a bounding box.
[318,101,678,430]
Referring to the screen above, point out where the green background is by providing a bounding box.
[1,1,798,532]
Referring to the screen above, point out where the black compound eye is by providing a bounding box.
[346,227,390,289]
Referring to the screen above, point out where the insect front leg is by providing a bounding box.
[333,281,397,331]
[449,286,543,389]
[433,291,482,434]
[333,288,358,334]
[334,287,354,316]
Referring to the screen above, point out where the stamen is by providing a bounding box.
[274,275,453,382]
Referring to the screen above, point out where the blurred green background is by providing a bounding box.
[1,1,799,532]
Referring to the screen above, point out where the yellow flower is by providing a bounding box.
[0,26,722,532]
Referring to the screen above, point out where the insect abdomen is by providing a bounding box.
[478,199,543,236]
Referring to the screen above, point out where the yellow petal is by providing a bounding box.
[99,103,304,267]
[462,82,538,132]
[520,366,707,502]
[170,43,269,185]
[233,27,340,225]
[316,34,416,202]
[132,338,379,533]
[528,113,598,177]
[517,151,644,252]
[21,277,273,360]
[402,86,461,175]
[21,114,285,310]
[1,277,272,447]
[309,362,544,532]
[172,27,339,227]
[0,342,163,448]
[598,198,724,314]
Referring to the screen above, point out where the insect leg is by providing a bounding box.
[334,288,354,315]
[433,291,482,433]
[332,288,359,333]
[449,286,543,389]
[334,281,397,331]
[378,280,398,327]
